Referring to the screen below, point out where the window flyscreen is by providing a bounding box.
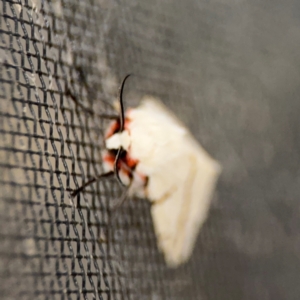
[1,0,300,299]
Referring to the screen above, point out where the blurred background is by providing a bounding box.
[1,0,300,299]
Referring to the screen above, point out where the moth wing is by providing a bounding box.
[149,137,221,267]
[126,96,221,266]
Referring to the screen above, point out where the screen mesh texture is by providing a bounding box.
[1,0,300,300]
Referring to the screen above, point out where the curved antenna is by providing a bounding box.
[114,74,131,186]
[118,74,131,131]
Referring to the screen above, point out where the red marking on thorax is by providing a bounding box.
[124,118,131,130]
[103,151,138,175]
[105,116,131,139]
[105,120,120,139]
[103,152,115,165]
[103,111,147,185]
[125,153,138,168]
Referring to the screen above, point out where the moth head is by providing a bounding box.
[102,74,137,187]
[105,130,130,151]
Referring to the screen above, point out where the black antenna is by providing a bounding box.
[113,74,132,186]
[118,74,131,131]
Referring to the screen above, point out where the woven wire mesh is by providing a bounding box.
[1,0,300,299]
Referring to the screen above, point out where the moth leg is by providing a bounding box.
[113,147,129,187]
[111,186,130,211]
[108,184,133,226]
[71,170,114,197]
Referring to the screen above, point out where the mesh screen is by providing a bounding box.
[1,0,300,299]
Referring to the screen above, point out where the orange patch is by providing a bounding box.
[105,120,120,139]
[103,152,115,165]
[125,153,138,168]
[124,117,131,130]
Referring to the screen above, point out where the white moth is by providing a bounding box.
[102,95,221,267]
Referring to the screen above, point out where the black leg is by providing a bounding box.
[71,171,114,197]
[113,148,127,187]
[111,186,130,211]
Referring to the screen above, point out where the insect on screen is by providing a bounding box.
[1,0,300,299]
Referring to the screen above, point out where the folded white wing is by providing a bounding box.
[124,96,221,267]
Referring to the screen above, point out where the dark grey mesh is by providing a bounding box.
[1,0,300,299]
